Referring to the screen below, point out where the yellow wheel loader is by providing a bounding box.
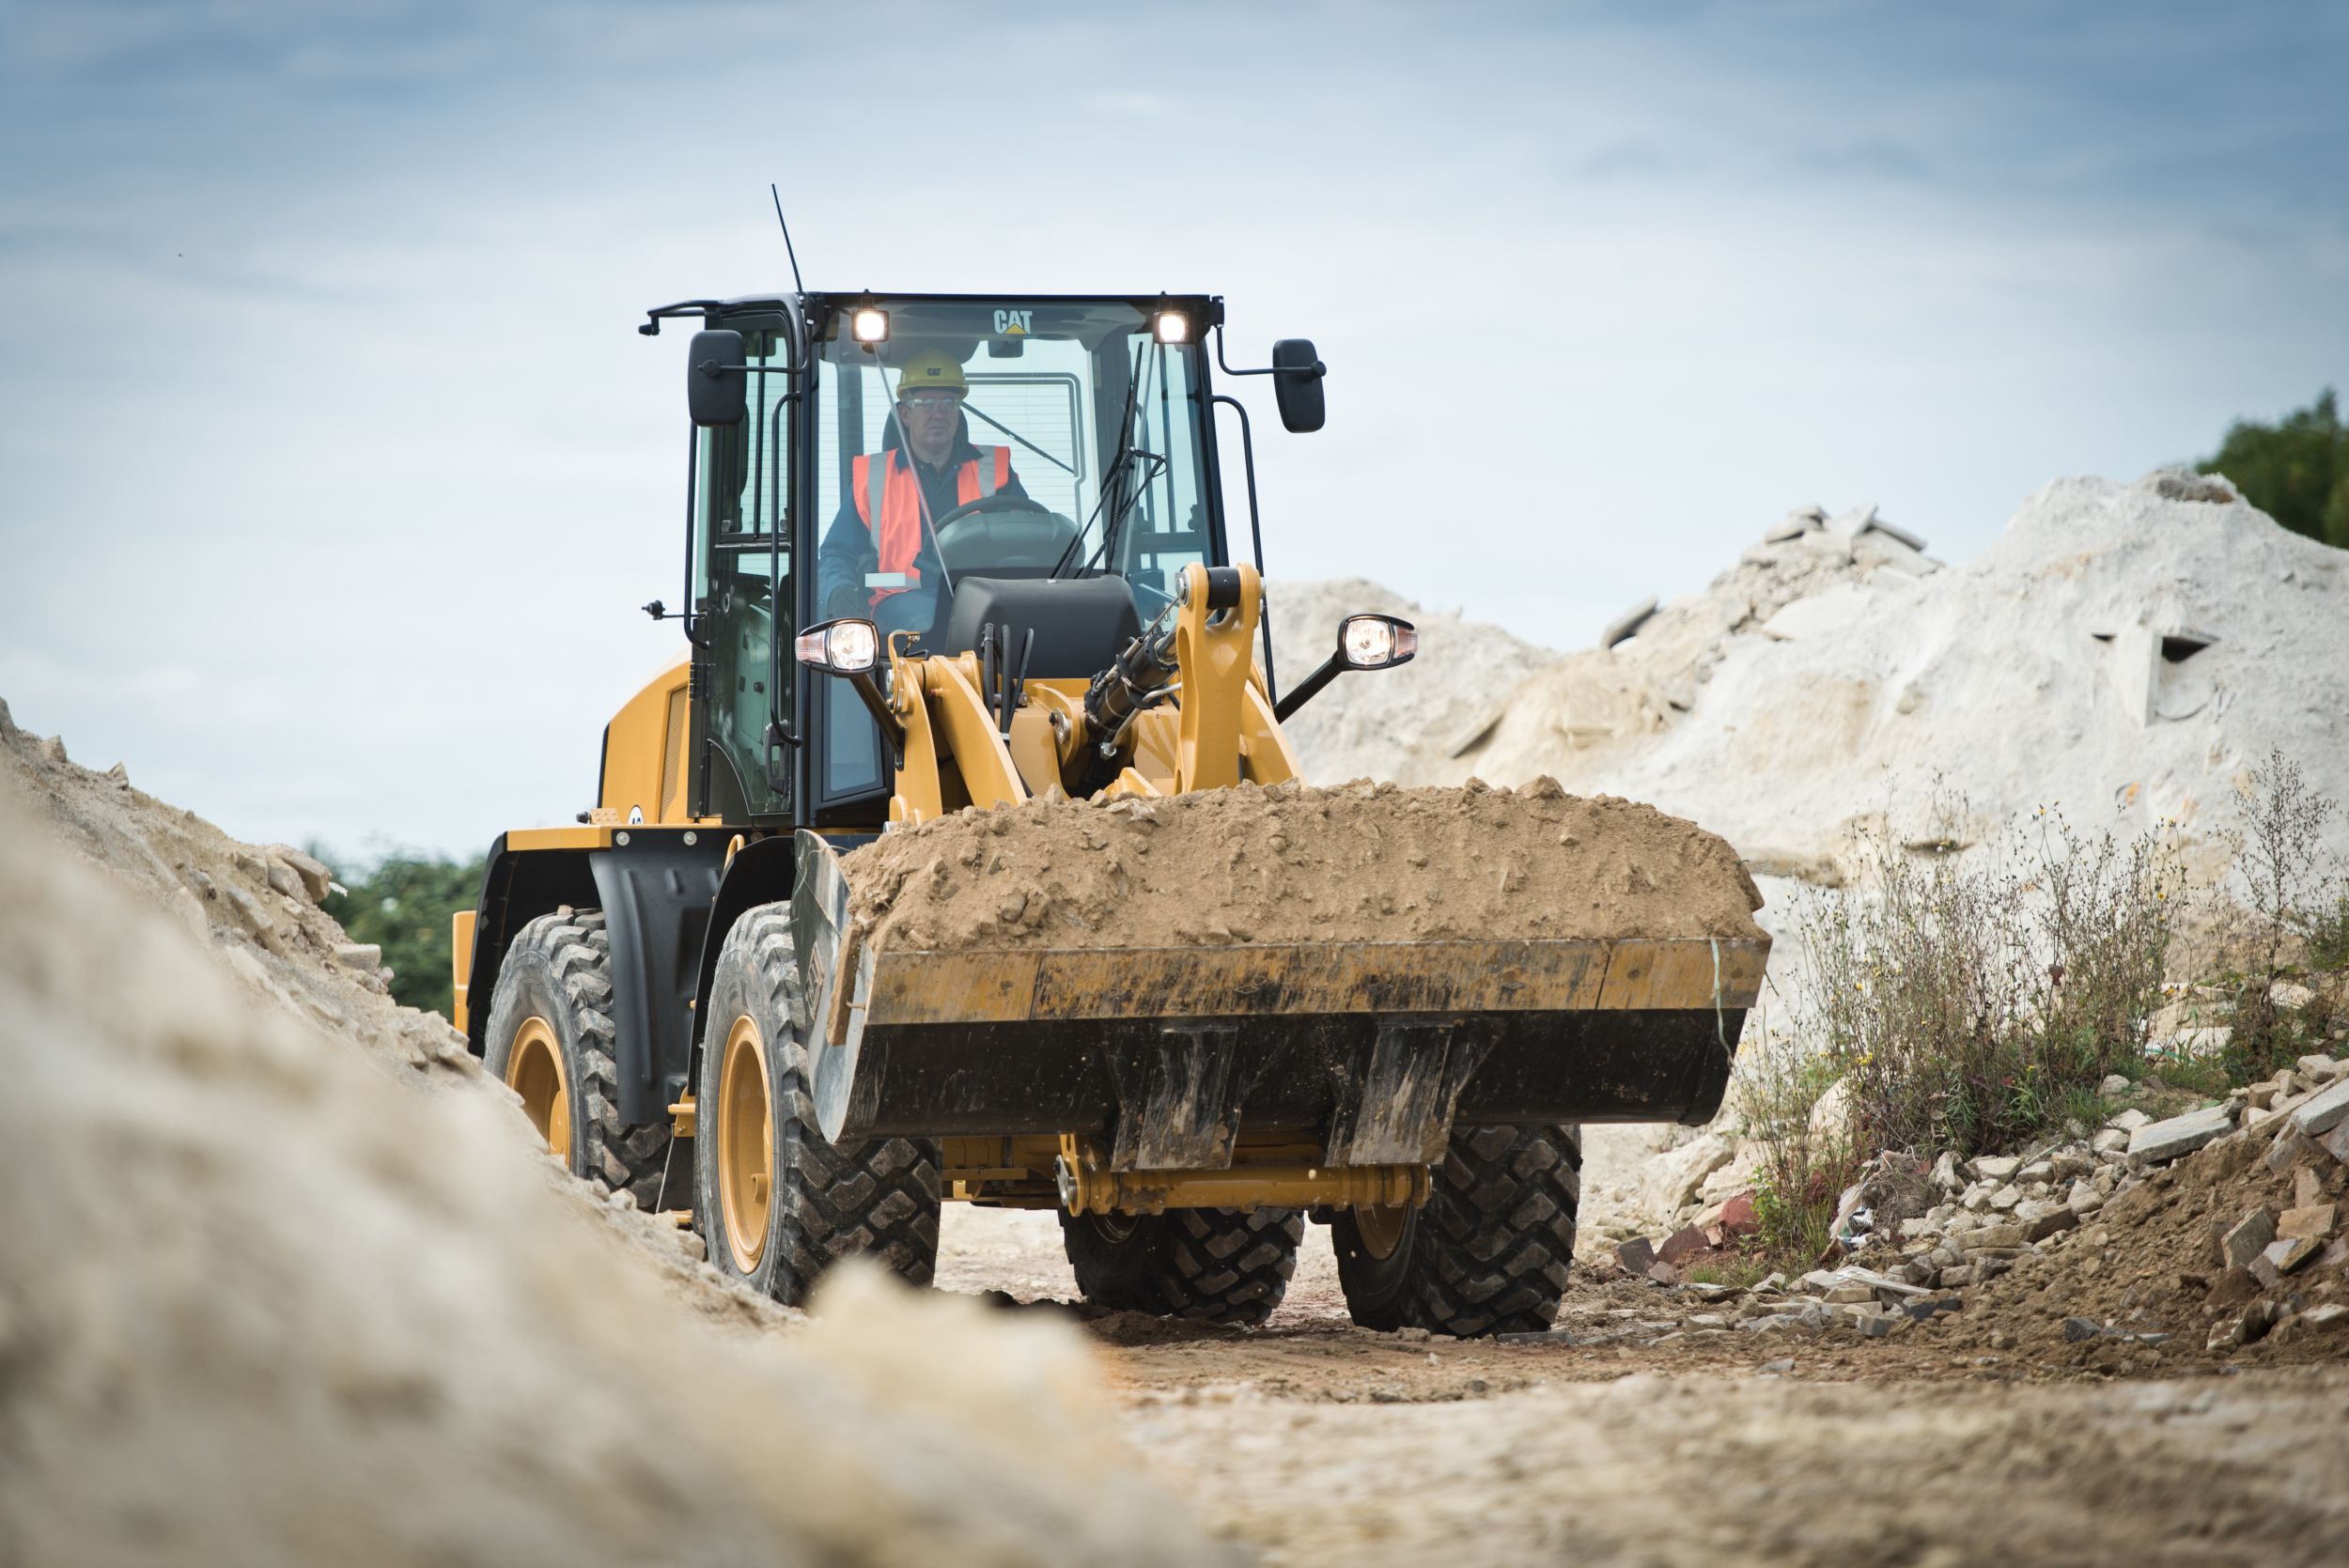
[453,290,1768,1334]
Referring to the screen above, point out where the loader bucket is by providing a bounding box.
[788,831,1767,1166]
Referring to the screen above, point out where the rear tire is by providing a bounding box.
[697,905,940,1305]
[1332,1124,1581,1337]
[482,908,669,1209]
[1058,1207,1303,1327]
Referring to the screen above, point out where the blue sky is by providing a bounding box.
[3,1,2343,858]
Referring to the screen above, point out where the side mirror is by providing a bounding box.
[687,329,746,427]
[1271,338,1326,433]
[1272,613,1416,722]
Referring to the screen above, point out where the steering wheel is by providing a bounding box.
[930,494,1082,573]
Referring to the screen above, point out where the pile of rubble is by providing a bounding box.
[1590,1051,2349,1355]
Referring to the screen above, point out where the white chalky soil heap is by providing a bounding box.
[1277,470,2349,887]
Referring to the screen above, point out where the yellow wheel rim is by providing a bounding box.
[717,1014,774,1274]
[506,1015,570,1162]
[1354,1203,1408,1261]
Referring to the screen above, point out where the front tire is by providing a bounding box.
[1058,1207,1303,1327]
[1331,1124,1581,1337]
[482,908,668,1208]
[696,905,940,1305]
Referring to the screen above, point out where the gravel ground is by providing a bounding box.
[938,1205,2349,1567]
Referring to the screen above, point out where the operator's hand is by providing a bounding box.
[823,583,867,619]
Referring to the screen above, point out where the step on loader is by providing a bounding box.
[455,289,1768,1336]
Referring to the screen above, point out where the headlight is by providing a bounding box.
[796,618,879,674]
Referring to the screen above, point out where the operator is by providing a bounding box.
[816,349,1025,639]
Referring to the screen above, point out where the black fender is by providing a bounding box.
[588,838,726,1126]
[687,831,883,1071]
[464,830,726,1128]
[686,833,800,1063]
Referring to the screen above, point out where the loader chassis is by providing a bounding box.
[457,287,1766,1330]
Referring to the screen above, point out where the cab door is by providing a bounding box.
[692,318,796,822]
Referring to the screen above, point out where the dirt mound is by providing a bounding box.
[844,778,1766,954]
[0,699,476,1089]
[0,704,1231,1566]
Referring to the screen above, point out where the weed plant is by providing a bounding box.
[1791,800,2180,1162]
[2215,751,2346,1079]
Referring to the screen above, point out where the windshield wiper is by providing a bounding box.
[1066,447,1166,578]
[1049,339,1155,581]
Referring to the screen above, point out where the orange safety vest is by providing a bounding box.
[849,445,1012,605]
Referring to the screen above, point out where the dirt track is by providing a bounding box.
[940,1207,2349,1567]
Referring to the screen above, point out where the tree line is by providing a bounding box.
[2200,387,2348,549]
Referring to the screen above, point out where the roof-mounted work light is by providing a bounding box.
[851,307,890,345]
[1153,308,1190,345]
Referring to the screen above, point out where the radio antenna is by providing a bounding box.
[769,182,805,295]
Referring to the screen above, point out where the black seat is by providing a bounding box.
[940,575,1143,680]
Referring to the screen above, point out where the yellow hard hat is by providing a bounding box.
[895,350,968,399]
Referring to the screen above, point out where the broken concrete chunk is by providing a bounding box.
[333,943,384,972]
[218,882,274,941]
[2267,1127,2327,1175]
[265,859,303,901]
[2278,1203,2339,1240]
[1961,1222,2026,1252]
[264,844,335,904]
[2106,1109,2152,1132]
[1969,1155,2021,1182]
[1614,1236,1657,1276]
[2128,1103,2234,1164]
[2219,1208,2278,1272]
[1600,596,1659,649]
[2251,1235,2320,1290]
[2288,1077,2349,1139]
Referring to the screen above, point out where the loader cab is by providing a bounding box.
[676,291,1235,830]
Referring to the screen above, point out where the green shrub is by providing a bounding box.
[1731,1010,1857,1265]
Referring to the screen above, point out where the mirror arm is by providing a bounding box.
[1271,653,1345,724]
[636,300,728,337]
[1213,322,1325,381]
[840,670,904,769]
